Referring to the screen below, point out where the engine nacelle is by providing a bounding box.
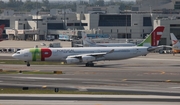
[66,57,80,64]
[82,56,96,63]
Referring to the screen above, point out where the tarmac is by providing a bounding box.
[0,94,180,105]
[1,53,180,95]
[0,40,180,104]
[0,40,72,48]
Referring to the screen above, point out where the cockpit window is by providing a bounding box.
[16,52,20,54]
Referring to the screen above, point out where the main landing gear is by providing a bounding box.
[25,61,30,67]
[85,62,94,67]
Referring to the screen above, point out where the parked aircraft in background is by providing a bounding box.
[0,24,5,42]
[82,31,135,47]
[170,33,180,53]
[80,26,163,47]
[12,26,165,67]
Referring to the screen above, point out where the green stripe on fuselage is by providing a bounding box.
[30,48,41,61]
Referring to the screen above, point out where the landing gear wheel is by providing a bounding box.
[27,62,30,67]
[85,62,94,67]
[27,63,30,67]
[90,63,94,67]
[85,63,89,67]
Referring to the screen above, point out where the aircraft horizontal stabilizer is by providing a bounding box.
[147,45,165,52]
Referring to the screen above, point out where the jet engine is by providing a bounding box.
[66,57,80,64]
[82,56,96,63]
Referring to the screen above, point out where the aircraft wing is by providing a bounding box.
[67,49,114,58]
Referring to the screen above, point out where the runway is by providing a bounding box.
[1,94,180,102]
[1,53,180,96]
[0,94,180,105]
[0,101,179,105]
[0,53,14,60]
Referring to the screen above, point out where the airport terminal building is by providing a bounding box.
[1,0,180,45]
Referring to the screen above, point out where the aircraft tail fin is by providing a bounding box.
[170,33,180,47]
[137,26,165,47]
[0,24,5,41]
[82,32,96,46]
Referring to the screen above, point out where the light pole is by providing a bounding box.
[36,0,39,30]
[12,28,18,40]
[63,4,66,30]
[36,11,39,30]
[73,20,75,36]
[35,0,39,41]
[149,5,153,26]
[126,6,128,42]
[98,28,100,34]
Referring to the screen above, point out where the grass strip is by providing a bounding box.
[166,81,180,83]
[0,70,54,74]
[0,88,129,95]
[0,60,68,65]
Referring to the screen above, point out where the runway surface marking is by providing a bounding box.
[0,94,180,98]
[12,77,72,80]
[170,87,180,89]
[131,58,180,61]
[161,71,166,74]
[0,101,180,105]
[11,77,122,82]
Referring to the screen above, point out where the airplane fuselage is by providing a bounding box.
[12,47,149,62]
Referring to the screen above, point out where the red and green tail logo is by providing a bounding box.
[138,26,165,47]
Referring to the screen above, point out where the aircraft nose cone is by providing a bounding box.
[12,54,17,59]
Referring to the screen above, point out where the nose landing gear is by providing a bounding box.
[25,61,30,67]
[27,62,30,67]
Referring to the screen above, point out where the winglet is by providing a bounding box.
[138,26,165,47]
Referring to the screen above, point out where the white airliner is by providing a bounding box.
[0,24,5,42]
[170,33,180,53]
[81,32,135,47]
[79,27,162,47]
[12,26,165,67]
